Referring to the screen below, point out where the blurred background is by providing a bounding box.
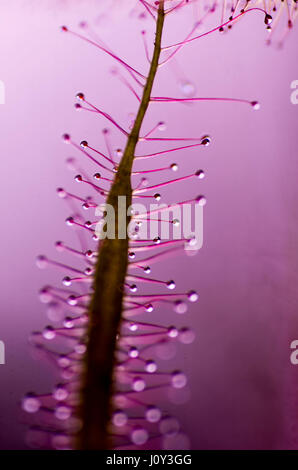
[0,0,298,449]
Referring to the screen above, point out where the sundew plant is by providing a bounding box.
[22,0,297,450]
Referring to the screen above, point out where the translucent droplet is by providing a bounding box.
[47,302,63,322]
[62,133,70,143]
[93,172,101,180]
[196,195,207,206]
[129,347,139,358]
[36,255,48,269]
[43,326,56,340]
[62,276,72,287]
[65,217,74,226]
[112,410,128,427]
[129,322,138,332]
[168,326,178,338]
[55,241,65,252]
[67,295,77,306]
[154,193,161,201]
[188,290,198,302]
[129,284,137,292]
[171,371,187,389]
[145,304,153,313]
[131,428,148,446]
[58,355,70,368]
[144,266,151,274]
[132,377,146,392]
[166,280,176,290]
[75,174,83,182]
[158,121,166,131]
[179,328,195,344]
[63,317,74,329]
[146,406,162,423]
[39,288,52,304]
[80,141,88,149]
[57,188,67,198]
[22,394,40,414]
[53,385,68,401]
[201,136,210,147]
[251,101,260,110]
[74,343,86,355]
[145,360,157,373]
[76,92,85,101]
[170,163,178,172]
[85,267,93,276]
[196,169,205,179]
[172,219,180,226]
[188,236,198,247]
[180,81,196,97]
[174,300,188,314]
[264,14,273,25]
[55,405,72,421]
[128,252,136,260]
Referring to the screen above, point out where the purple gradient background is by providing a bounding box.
[0,1,298,450]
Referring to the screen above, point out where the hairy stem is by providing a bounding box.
[76,2,165,450]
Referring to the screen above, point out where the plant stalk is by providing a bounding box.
[76,1,165,450]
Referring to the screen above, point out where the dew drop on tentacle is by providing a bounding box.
[168,326,179,338]
[196,169,205,179]
[55,405,72,421]
[36,255,48,269]
[174,300,188,314]
[42,326,56,340]
[112,410,128,427]
[188,290,199,302]
[251,100,260,110]
[145,360,157,373]
[132,377,146,392]
[131,428,149,446]
[22,394,41,414]
[166,280,176,290]
[201,135,211,147]
[53,384,69,401]
[145,406,162,423]
[171,371,187,389]
[178,328,195,345]
[264,14,273,25]
[180,80,196,97]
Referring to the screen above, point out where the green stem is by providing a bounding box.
[76,2,165,450]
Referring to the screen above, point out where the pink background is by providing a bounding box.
[0,1,298,449]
